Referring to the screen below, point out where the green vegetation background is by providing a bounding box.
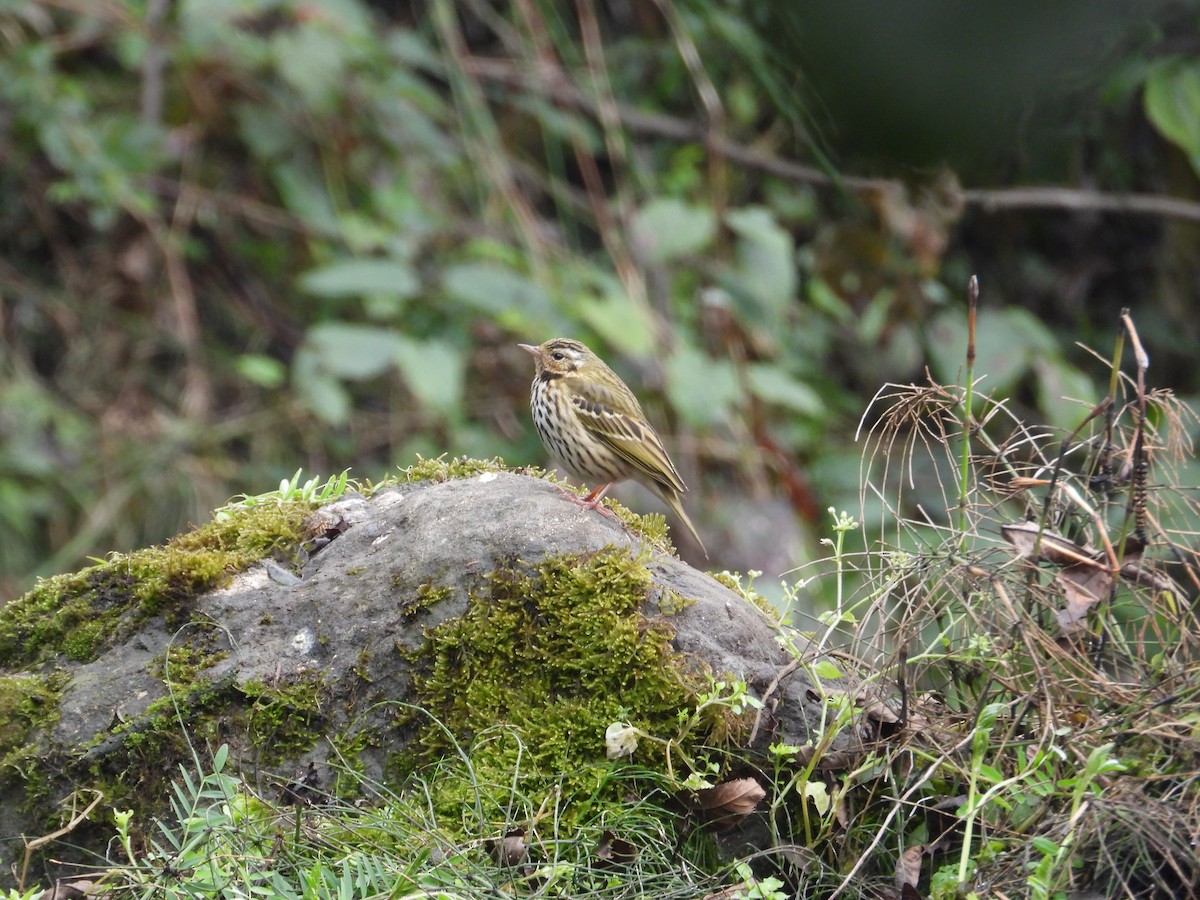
[3,0,1199,599]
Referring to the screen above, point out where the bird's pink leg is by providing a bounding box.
[580,483,612,508]
[554,482,618,519]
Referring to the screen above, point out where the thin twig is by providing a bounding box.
[461,55,1200,224]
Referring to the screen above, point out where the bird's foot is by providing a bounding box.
[554,483,618,520]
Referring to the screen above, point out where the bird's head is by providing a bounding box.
[518,338,594,378]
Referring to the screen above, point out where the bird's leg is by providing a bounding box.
[580,483,612,508]
[554,481,619,519]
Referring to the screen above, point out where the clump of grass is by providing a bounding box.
[802,298,1200,898]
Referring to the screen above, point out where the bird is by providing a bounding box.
[518,337,706,556]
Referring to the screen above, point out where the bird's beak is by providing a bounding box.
[517,343,540,357]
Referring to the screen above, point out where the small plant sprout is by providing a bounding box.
[605,680,763,783]
[731,861,789,900]
[815,508,860,651]
[216,469,352,518]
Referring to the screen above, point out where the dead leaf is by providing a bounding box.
[1001,523,1100,567]
[595,830,638,866]
[694,777,766,829]
[44,881,95,900]
[832,790,850,830]
[488,828,528,866]
[278,761,322,807]
[858,693,900,725]
[1001,522,1180,634]
[1055,562,1113,633]
[776,844,816,871]
[895,843,925,891]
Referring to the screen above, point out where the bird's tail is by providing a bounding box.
[663,491,707,559]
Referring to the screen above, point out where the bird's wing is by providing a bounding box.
[565,378,687,495]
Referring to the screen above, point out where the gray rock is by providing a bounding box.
[1,471,865,885]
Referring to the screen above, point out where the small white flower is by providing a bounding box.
[605,722,639,760]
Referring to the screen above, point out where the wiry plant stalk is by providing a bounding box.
[957,275,979,545]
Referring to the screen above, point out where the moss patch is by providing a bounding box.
[394,455,516,483]
[409,546,723,821]
[0,672,65,773]
[241,670,328,760]
[0,500,313,669]
[396,582,453,621]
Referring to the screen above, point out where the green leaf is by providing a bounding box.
[394,337,463,417]
[442,262,556,329]
[235,354,286,389]
[1030,836,1059,856]
[926,307,1056,392]
[746,364,824,415]
[811,659,844,680]
[306,323,404,380]
[579,294,658,357]
[726,205,796,319]
[1145,58,1200,173]
[271,19,353,113]
[299,260,420,300]
[292,346,352,426]
[1032,357,1098,431]
[803,780,831,816]
[630,198,717,262]
[665,343,739,427]
[272,162,339,235]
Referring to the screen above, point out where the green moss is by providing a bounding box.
[658,587,696,615]
[397,582,452,621]
[396,455,514,483]
[353,649,374,682]
[150,632,229,685]
[408,546,725,823]
[241,671,327,760]
[0,672,65,772]
[0,500,313,669]
[329,727,380,795]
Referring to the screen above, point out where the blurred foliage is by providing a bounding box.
[0,0,1198,599]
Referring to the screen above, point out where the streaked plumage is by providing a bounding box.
[519,338,705,555]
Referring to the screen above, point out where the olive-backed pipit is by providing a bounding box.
[519,338,705,555]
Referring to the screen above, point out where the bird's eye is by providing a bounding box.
[552,352,565,361]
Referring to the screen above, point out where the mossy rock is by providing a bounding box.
[0,463,860,886]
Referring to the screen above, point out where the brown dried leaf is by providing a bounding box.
[1001,523,1100,567]
[895,843,925,890]
[832,789,850,830]
[694,777,765,829]
[1055,562,1113,633]
[488,828,528,866]
[44,881,95,900]
[858,692,900,724]
[595,829,638,866]
[696,777,766,814]
[776,843,816,871]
